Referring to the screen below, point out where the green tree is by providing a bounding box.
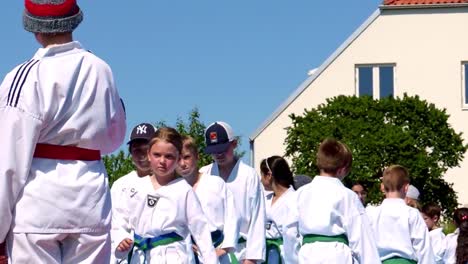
[103,150,134,187]
[285,94,467,216]
[175,107,213,167]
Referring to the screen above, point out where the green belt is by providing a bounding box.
[227,237,247,264]
[265,238,283,264]
[302,234,349,246]
[383,257,417,264]
[128,232,184,263]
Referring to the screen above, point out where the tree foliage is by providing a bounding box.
[285,94,467,215]
[175,107,213,167]
[103,150,134,187]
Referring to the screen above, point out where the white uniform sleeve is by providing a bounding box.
[221,184,239,250]
[99,65,126,155]
[186,189,219,264]
[0,106,42,242]
[282,193,300,264]
[430,230,446,264]
[410,212,435,264]
[443,234,457,264]
[245,171,266,261]
[346,198,381,264]
[110,180,133,260]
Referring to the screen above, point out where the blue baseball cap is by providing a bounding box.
[204,121,235,154]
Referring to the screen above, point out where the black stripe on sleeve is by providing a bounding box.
[7,60,31,105]
[13,60,40,107]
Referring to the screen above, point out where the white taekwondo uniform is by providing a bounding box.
[292,176,380,264]
[201,160,266,263]
[429,227,446,264]
[111,170,142,264]
[264,186,299,264]
[193,174,239,264]
[367,198,435,264]
[0,41,126,263]
[113,176,218,264]
[443,228,459,264]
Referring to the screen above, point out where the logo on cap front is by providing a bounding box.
[210,132,218,143]
[136,125,147,135]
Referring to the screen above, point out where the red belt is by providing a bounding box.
[33,143,101,161]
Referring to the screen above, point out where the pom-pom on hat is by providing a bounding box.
[23,0,83,34]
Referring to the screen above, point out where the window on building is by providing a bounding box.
[463,63,468,107]
[356,64,395,99]
[358,67,373,97]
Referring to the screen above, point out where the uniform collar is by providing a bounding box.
[34,41,84,58]
[313,175,344,186]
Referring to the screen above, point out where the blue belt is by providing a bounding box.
[127,232,183,263]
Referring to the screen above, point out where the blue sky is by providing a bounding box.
[1,1,381,162]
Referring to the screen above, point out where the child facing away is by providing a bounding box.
[367,165,434,264]
[0,0,126,262]
[444,207,468,264]
[421,203,446,264]
[259,156,300,264]
[177,135,239,264]
[289,138,380,264]
[113,127,218,264]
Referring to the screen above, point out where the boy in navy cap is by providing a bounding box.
[200,121,266,264]
[110,123,155,263]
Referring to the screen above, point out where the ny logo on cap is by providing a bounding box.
[210,132,218,143]
[147,195,159,208]
[136,125,147,135]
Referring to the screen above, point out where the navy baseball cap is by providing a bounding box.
[204,121,235,154]
[127,123,156,144]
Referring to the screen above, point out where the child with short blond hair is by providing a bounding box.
[368,165,434,263]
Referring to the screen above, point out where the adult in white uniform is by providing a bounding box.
[177,135,239,264]
[200,121,266,264]
[259,156,299,264]
[114,127,218,264]
[421,203,446,264]
[443,207,468,264]
[0,0,126,262]
[289,138,380,264]
[111,123,155,263]
[367,165,434,264]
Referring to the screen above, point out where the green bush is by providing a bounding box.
[285,94,467,216]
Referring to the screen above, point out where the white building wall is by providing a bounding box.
[252,7,468,204]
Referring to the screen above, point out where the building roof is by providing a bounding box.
[384,0,468,5]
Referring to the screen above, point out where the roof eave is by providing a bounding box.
[380,3,468,10]
[249,8,381,141]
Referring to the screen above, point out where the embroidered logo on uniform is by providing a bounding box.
[265,221,272,230]
[210,132,218,143]
[129,188,137,197]
[147,195,159,207]
[136,125,148,135]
